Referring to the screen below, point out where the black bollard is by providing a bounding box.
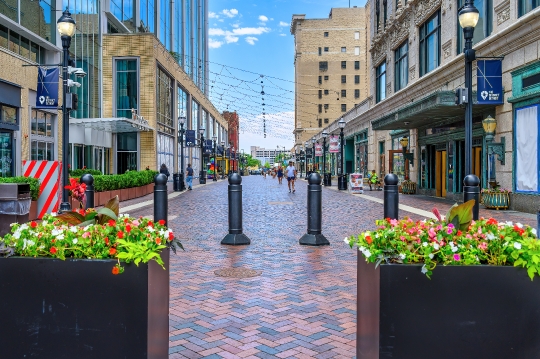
[463,174,480,220]
[179,172,185,191]
[173,173,180,191]
[338,174,347,190]
[81,174,94,210]
[383,174,399,220]
[154,173,168,225]
[221,173,250,245]
[299,173,330,246]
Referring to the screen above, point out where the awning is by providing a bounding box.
[371,91,496,131]
[69,117,155,133]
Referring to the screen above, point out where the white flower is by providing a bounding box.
[52,229,62,236]
[27,240,35,247]
[399,253,406,260]
[422,242,428,247]
[159,229,166,236]
[514,242,522,250]
[365,231,371,237]
[51,212,57,217]
[486,232,496,240]
[516,223,523,228]
[70,226,78,233]
[428,253,434,259]
[452,246,458,253]
[23,239,28,250]
[344,237,349,244]
[363,249,372,258]
[13,231,21,240]
[56,234,64,241]
[433,243,440,250]
[10,222,17,227]
[506,221,513,227]
[39,245,45,249]
[532,228,537,237]
[20,224,28,230]
[147,226,155,233]
[83,225,93,231]
[358,246,366,252]
[120,213,130,218]
[421,265,428,274]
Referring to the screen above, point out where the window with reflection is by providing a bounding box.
[457,0,492,53]
[115,59,138,118]
[419,10,441,77]
[519,0,539,16]
[376,61,386,103]
[156,67,174,135]
[30,109,55,161]
[394,41,408,92]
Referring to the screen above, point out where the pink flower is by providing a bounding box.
[82,232,91,238]
[453,254,461,261]
[447,228,453,235]
[390,219,398,227]
[447,223,454,229]
[132,220,140,226]
[400,236,407,242]
[436,225,442,231]
[428,228,436,239]
[478,242,487,251]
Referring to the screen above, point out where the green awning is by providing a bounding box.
[372,91,496,131]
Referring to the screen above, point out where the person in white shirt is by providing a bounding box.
[286,161,297,193]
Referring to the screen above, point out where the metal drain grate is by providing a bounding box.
[214,267,262,278]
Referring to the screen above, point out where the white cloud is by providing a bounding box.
[232,23,240,28]
[245,37,258,45]
[222,8,239,18]
[231,27,270,36]
[258,15,268,22]
[225,34,239,43]
[279,34,286,37]
[208,38,223,48]
[209,12,219,19]
[209,28,226,36]
[279,21,289,27]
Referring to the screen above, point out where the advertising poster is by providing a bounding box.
[315,143,323,157]
[329,135,340,153]
[477,60,504,105]
[349,173,364,194]
[36,67,59,109]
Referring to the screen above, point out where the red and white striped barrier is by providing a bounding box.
[22,161,61,219]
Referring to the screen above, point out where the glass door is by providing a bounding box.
[94,147,104,173]
[0,131,13,177]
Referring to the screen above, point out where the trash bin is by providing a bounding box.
[240,170,245,176]
[338,174,348,190]
[199,170,207,184]
[0,183,31,237]
[173,173,180,191]
[324,173,332,186]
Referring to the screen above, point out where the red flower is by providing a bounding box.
[50,247,57,254]
[108,219,116,227]
[156,238,161,245]
[158,220,166,226]
[148,221,154,228]
[487,218,498,225]
[124,218,129,223]
[109,248,117,255]
[457,230,463,236]
[104,237,109,245]
[117,231,124,239]
[112,266,120,275]
[366,235,373,244]
[30,221,37,228]
[125,225,131,233]
[169,232,174,241]
[514,225,525,236]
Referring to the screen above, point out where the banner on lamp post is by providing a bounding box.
[477,60,504,105]
[315,144,323,157]
[185,130,196,147]
[329,135,340,153]
[36,67,59,109]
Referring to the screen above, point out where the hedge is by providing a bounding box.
[71,170,159,192]
[0,177,41,201]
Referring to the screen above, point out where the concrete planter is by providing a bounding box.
[29,200,38,220]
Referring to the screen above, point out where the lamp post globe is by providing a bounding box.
[57,9,76,213]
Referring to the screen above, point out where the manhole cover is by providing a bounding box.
[214,267,262,278]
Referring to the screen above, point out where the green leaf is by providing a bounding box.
[56,211,85,225]
[96,208,118,223]
[444,203,458,223]
[446,200,475,231]
[528,266,537,280]
[104,196,120,217]
[78,219,96,227]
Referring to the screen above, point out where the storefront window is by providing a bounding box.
[515,105,539,193]
[0,132,13,177]
[117,132,138,173]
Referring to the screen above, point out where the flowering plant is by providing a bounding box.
[482,182,511,194]
[346,201,538,279]
[65,178,87,208]
[0,196,182,274]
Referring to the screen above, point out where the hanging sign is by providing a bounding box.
[349,173,364,194]
[477,60,504,104]
[204,139,213,154]
[306,147,313,157]
[36,67,59,109]
[185,130,196,147]
[315,144,322,157]
[329,135,340,153]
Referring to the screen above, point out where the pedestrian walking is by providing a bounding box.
[286,161,297,193]
[277,165,284,184]
[160,163,170,179]
[186,163,194,190]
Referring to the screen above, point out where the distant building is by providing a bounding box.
[251,146,289,166]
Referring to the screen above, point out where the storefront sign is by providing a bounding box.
[329,135,340,153]
[315,143,322,157]
[477,60,504,104]
[349,173,364,194]
[36,67,59,109]
[185,130,196,147]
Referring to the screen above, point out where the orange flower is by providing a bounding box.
[112,266,120,275]
[366,235,373,244]
[30,221,37,228]
[104,237,109,245]
[156,238,161,245]
[50,247,57,254]
[109,248,117,255]
[158,220,166,226]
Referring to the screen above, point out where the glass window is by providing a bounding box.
[341,61,347,69]
[355,46,360,55]
[156,67,174,135]
[341,75,346,83]
[419,11,441,77]
[324,118,329,124]
[355,89,360,98]
[324,89,329,95]
[355,61,360,70]
[319,61,328,71]
[324,32,329,37]
[30,109,55,161]
[319,90,322,99]
[515,105,539,193]
[324,47,329,52]
[8,32,19,54]
[318,47,322,56]
[318,104,322,113]
[457,0,492,53]
[318,76,322,84]
[324,75,329,80]
[355,75,360,84]
[376,61,386,103]
[1,105,17,125]
[341,90,346,98]
[395,41,409,92]
[355,31,360,40]
[519,0,539,16]
[341,47,346,53]
[178,86,188,122]
[2,0,17,22]
[20,0,54,43]
[341,104,347,112]
[0,24,7,49]
[191,100,199,130]
[115,59,138,118]
[160,0,171,49]
[0,132,14,177]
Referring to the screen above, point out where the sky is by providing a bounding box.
[208,0,367,153]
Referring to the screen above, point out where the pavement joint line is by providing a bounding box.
[322,182,437,220]
[120,179,221,214]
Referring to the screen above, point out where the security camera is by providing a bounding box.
[74,68,87,78]
[67,79,82,88]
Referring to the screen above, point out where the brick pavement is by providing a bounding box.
[123,175,536,359]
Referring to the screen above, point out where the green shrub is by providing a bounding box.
[70,169,102,177]
[0,176,41,201]
[79,170,159,192]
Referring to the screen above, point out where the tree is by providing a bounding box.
[264,162,271,168]
[245,154,261,168]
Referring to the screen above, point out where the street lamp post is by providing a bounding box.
[221,140,225,178]
[178,114,186,191]
[199,127,205,184]
[459,0,481,219]
[311,137,316,173]
[212,135,217,181]
[338,118,347,190]
[57,9,76,213]
[322,130,328,185]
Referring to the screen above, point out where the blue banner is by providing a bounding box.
[477,60,503,104]
[204,139,213,154]
[36,67,59,109]
[185,130,196,147]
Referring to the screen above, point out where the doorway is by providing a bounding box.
[388,150,408,183]
[435,150,447,197]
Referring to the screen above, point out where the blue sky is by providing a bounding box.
[208,0,367,153]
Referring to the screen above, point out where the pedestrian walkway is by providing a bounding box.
[123,175,536,358]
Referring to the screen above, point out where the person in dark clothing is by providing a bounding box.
[160,164,170,179]
[186,163,194,190]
